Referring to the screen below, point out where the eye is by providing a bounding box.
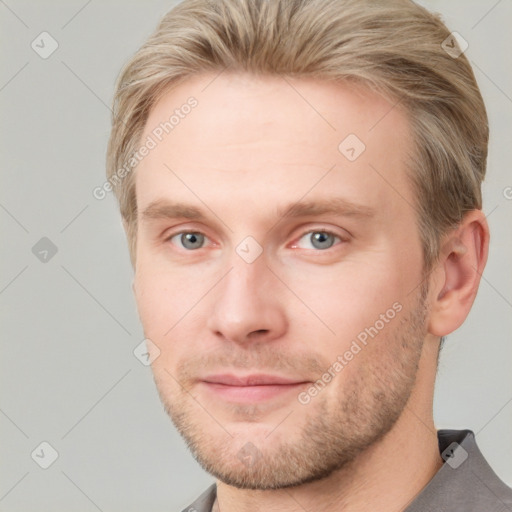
[168,231,207,250]
[295,230,342,250]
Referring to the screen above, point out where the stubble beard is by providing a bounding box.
[153,285,428,490]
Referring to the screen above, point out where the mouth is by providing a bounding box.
[200,374,310,403]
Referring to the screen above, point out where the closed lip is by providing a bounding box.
[202,374,309,386]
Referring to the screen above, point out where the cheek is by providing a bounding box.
[285,261,402,334]
[283,261,415,384]
[134,272,187,376]
[133,261,213,354]
[134,266,177,335]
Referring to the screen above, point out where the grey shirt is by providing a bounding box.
[180,430,512,512]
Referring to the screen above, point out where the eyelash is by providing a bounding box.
[165,228,346,252]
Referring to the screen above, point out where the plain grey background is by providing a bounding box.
[1,0,511,510]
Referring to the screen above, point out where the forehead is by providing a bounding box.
[143,72,409,150]
[136,72,413,219]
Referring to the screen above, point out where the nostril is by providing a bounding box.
[250,329,270,338]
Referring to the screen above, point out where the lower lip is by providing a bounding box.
[201,382,308,402]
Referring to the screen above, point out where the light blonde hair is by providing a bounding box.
[106,0,488,271]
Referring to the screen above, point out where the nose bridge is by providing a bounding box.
[206,249,287,343]
[220,252,270,313]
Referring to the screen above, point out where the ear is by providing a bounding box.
[428,210,489,337]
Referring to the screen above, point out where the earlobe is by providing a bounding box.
[428,210,489,337]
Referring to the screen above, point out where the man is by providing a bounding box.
[106,0,512,510]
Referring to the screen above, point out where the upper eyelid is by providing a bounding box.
[167,230,214,246]
[166,229,207,240]
[295,226,350,241]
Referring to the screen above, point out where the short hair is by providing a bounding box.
[106,0,488,272]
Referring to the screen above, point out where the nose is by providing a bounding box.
[206,255,288,346]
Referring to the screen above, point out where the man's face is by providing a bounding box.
[133,72,429,489]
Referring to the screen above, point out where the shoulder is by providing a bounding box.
[180,483,217,512]
[407,429,512,512]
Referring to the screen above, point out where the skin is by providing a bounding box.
[130,72,489,512]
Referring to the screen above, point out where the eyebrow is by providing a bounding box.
[140,197,375,223]
[278,198,375,219]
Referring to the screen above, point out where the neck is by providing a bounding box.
[213,340,443,512]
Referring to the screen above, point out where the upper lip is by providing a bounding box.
[202,374,308,386]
